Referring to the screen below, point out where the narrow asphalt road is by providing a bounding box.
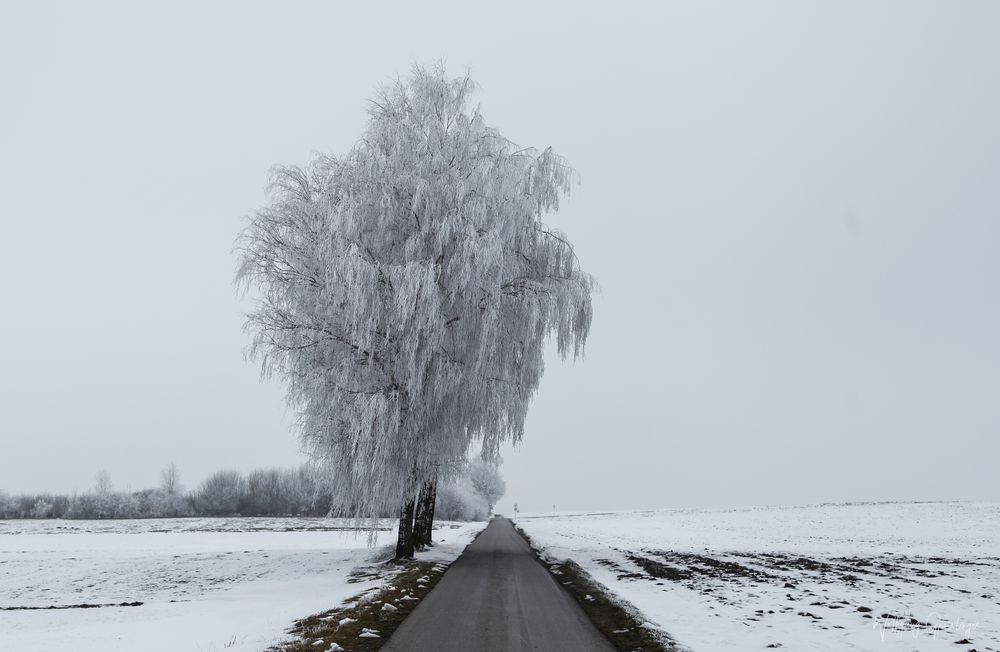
[382,517,616,652]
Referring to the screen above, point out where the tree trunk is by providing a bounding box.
[395,497,416,560]
[412,478,438,549]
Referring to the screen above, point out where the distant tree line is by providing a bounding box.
[0,461,504,522]
[0,464,334,520]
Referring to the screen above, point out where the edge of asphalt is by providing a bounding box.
[511,520,684,652]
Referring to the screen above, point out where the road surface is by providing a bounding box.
[382,517,616,651]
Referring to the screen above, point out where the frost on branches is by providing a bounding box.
[236,65,593,537]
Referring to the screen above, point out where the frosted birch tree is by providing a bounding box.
[237,64,593,558]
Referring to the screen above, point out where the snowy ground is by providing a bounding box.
[517,502,999,652]
[0,517,484,652]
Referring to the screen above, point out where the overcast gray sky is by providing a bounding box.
[1,1,997,512]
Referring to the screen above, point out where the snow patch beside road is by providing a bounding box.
[0,517,484,652]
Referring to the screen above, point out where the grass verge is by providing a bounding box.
[267,558,452,652]
[515,525,682,652]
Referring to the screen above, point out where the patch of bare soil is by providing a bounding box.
[267,559,452,652]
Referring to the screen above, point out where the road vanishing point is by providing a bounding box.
[383,517,616,652]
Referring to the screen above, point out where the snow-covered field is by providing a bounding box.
[0,517,484,652]
[517,502,999,652]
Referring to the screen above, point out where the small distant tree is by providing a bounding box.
[194,470,246,516]
[242,468,286,516]
[30,497,54,519]
[160,462,182,495]
[468,460,506,513]
[68,492,99,519]
[94,470,113,495]
[91,471,119,518]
